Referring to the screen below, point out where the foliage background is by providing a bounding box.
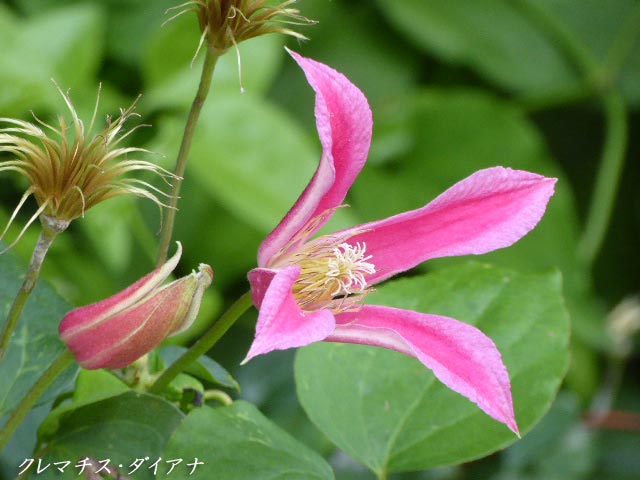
[0,0,638,478]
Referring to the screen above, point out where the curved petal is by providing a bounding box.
[248,267,278,309]
[242,265,336,363]
[329,305,519,434]
[258,50,373,267]
[342,167,556,284]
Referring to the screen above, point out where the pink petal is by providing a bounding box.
[342,167,556,284]
[247,268,278,309]
[59,243,182,338]
[258,50,372,267]
[243,265,336,363]
[329,305,518,434]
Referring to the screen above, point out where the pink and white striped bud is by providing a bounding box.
[59,243,213,369]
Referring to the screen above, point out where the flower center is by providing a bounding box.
[290,238,376,312]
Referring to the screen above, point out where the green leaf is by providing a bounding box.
[295,262,570,474]
[160,346,240,391]
[27,391,184,480]
[165,374,204,405]
[37,369,129,441]
[188,94,317,232]
[374,0,575,95]
[0,251,77,420]
[16,0,175,65]
[375,0,640,104]
[160,401,334,479]
[0,3,104,115]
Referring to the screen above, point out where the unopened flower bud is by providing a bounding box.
[59,243,213,369]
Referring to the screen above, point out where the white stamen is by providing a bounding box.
[325,243,375,295]
[290,237,376,313]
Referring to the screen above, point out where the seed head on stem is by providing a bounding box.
[0,82,175,252]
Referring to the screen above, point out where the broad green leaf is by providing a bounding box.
[375,0,640,104]
[159,401,334,479]
[189,94,315,232]
[38,369,129,441]
[0,3,103,115]
[374,0,575,95]
[234,349,335,458]
[0,251,77,420]
[295,263,570,474]
[16,0,177,64]
[26,391,183,480]
[160,346,240,391]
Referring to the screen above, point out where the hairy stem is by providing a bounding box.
[0,216,68,360]
[156,46,219,266]
[0,349,75,450]
[149,291,253,394]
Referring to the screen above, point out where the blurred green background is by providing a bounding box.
[0,0,639,478]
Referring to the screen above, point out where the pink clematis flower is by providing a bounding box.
[244,50,557,434]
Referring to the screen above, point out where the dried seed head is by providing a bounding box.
[0,82,174,251]
[166,0,315,55]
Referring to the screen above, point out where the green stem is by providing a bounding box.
[0,349,75,450]
[149,291,253,394]
[0,217,66,360]
[156,46,219,267]
[578,92,627,264]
